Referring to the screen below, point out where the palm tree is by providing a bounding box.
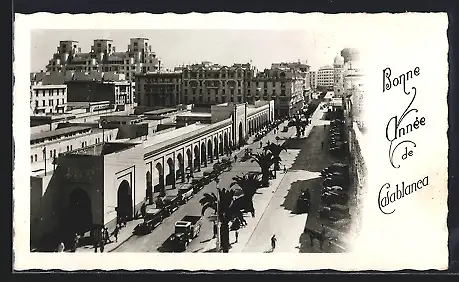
[250,151,274,187]
[199,188,243,253]
[263,143,287,171]
[230,172,262,214]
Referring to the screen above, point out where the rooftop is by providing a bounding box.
[143,123,208,149]
[31,126,92,142]
[66,142,137,156]
[177,112,212,118]
[144,108,177,116]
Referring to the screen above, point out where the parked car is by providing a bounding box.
[323,176,349,188]
[133,207,164,235]
[322,191,349,205]
[319,204,351,222]
[323,185,346,194]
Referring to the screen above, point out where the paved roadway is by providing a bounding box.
[115,94,344,253]
[114,119,295,253]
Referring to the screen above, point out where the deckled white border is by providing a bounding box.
[13,12,449,271]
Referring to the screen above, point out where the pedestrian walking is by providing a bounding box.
[213,222,218,238]
[57,241,65,253]
[103,227,111,244]
[234,155,237,163]
[100,240,105,253]
[112,225,120,243]
[235,230,239,243]
[259,141,263,148]
[321,141,324,149]
[271,235,277,251]
[283,165,287,173]
[72,233,79,252]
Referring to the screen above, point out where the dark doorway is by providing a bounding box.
[117,180,133,223]
[67,188,93,236]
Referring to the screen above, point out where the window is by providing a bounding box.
[50,150,52,158]
[31,156,33,163]
[42,100,45,107]
[49,100,53,106]
[70,145,72,150]
[34,154,37,162]
[67,146,69,152]
[230,89,234,95]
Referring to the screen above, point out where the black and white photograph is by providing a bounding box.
[13,13,449,271]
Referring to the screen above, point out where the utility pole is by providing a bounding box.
[43,147,47,176]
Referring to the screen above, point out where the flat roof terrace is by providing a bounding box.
[65,142,137,156]
[143,123,208,150]
[31,126,92,144]
[144,108,177,116]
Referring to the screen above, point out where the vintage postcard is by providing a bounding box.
[13,12,449,271]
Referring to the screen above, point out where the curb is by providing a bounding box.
[108,233,135,253]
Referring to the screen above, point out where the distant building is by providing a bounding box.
[309,71,318,90]
[66,79,133,108]
[180,62,255,105]
[333,54,345,98]
[30,84,67,116]
[44,38,161,81]
[318,65,334,90]
[250,68,305,118]
[135,71,182,108]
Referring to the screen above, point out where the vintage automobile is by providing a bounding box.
[322,191,349,206]
[158,195,182,216]
[323,185,346,194]
[133,208,164,235]
[319,204,351,222]
[168,215,203,252]
[323,176,349,188]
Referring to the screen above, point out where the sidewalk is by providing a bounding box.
[200,121,298,253]
[75,218,144,253]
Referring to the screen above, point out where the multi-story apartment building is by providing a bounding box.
[250,68,304,118]
[309,71,318,90]
[333,55,345,98]
[272,61,312,102]
[180,62,255,105]
[30,84,67,115]
[318,65,334,90]
[135,71,182,108]
[66,79,133,107]
[45,38,161,81]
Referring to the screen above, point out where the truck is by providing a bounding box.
[169,215,202,251]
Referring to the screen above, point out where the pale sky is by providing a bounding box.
[31,29,347,72]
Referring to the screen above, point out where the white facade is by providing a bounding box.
[318,65,334,89]
[30,126,119,175]
[30,85,67,116]
[45,38,161,82]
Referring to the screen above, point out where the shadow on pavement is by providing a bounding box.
[281,178,321,215]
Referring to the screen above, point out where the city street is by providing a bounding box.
[113,95,347,253]
[113,117,296,253]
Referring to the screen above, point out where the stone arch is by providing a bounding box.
[176,153,185,183]
[207,139,213,163]
[165,157,175,188]
[201,141,207,167]
[194,145,200,172]
[117,180,133,222]
[155,162,165,196]
[219,134,223,156]
[238,121,243,146]
[213,136,219,159]
[186,148,193,177]
[224,132,229,153]
[66,188,93,236]
[146,171,153,204]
